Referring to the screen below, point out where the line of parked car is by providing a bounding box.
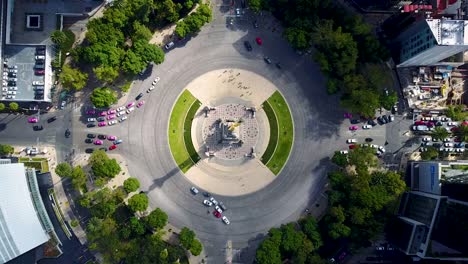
[347,114,394,131]
[85,134,121,152]
[420,136,467,153]
[85,101,144,127]
[191,187,230,225]
[343,138,386,156]
[2,64,18,99]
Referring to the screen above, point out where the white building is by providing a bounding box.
[0,161,51,264]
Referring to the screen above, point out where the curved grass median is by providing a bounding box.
[261,91,294,175]
[169,90,202,173]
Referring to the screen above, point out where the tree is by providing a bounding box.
[300,217,323,251]
[131,21,153,42]
[189,239,203,256]
[455,124,468,142]
[128,193,149,212]
[89,150,121,179]
[0,144,14,155]
[331,151,348,167]
[248,0,262,12]
[255,236,282,264]
[421,146,439,160]
[380,91,398,111]
[341,88,380,118]
[55,162,73,177]
[284,27,310,50]
[124,178,140,193]
[129,216,146,237]
[179,227,195,250]
[432,126,449,140]
[51,30,67,46]
[132,40,165,65]
[9,102,19,111]
[122,49,148,75]
[60,65,88,91]
[90,87,118,108]
[93,66,119,83]
[153,0,180,25]
[71,166,87,191]
[145,208,168,230]
[445,105,467,121]
[0,103,5,111]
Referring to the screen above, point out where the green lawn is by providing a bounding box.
[260,101,278,164]
[263,91,294,175]
[168,90,201,173]
[19,157,50,173]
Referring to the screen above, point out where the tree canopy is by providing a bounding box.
[145,208,168,230]
[55,162,73,177]
[179,227,203,256]
[123,177,140,193]
[0,144,14,156]
[89,150,121,180]
[60,65,88,91]
[128,193,149,212]
[9,102,19,111]
[90,87,118,108]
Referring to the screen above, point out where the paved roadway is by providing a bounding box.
[0,2,414,264]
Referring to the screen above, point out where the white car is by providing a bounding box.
[152,77,160,85]
[87,118,96,122]
[389,115,395,122]
[441,117,451,121]
[455,148,465,153]
[447,122,458,126]
[215,205,223,213]
[7,91,16,95]
[117,106,126,112]
[420,147,427,152]
[203,200,213,206]
[35,55,45,60]
[119,116,127,122]
[378,146,386,153]
[444,148,454,152]
[443,138,452,142]
[32,81,44,86]
[1,88,7,91]
[222,216,230,225]
[126,107,135,114]
[108,120,117,126]
[346,139,357,144]
[362,125,372,129]
[370,144,378,149]
[444,142,454,147]
[60,101,66,109]
[339,150,348,154]
[147,85,155,93]
[9,87,17,91]
[116,111,126,117]
[422,137,432,142]
[190,187,199,194]
[209,197,218,206]
[164,42,174,50]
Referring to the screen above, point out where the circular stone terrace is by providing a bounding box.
[169,69,293,196]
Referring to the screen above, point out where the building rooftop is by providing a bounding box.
[0,163,49,264]
[426,19,468,46]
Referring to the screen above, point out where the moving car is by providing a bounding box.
[109,145,117,150]
[190,187,199,194]
[263,57,272,64]
[114,139,123,145]
[28,117,38,123]
[222,216,230,225]
[213,211,222,218]
[152,77,160,85]
[65,129,71,138]
[94,140,103,145]
[203,200,213,206]
[137,101,145,108]
[349,125,358,131]
[255,37,262,45]
[135,93,143,100]
[244,41,252,51]
[362,124,372,129]
[47,116,57,123]
[33,125,43,131]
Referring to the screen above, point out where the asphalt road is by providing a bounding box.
[0,2,413,264]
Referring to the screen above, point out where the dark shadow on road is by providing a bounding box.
[146,166,182,192]
[237,233,266,263]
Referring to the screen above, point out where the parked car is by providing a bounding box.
[108,135,117,141]
[28,117,38,123]
[33,125,43,131]
[109,145,117,150]
[87,134,96,138]
[382,115,389,123]
[86,109,96,115]
[126,107,135,114]
[87,118,96,122]
[85,138,93,143]
[339,150,349,154]
[213,210,222,218]
[99,111,107,116]
[98,122,106,127]
[137,101,145,108]
[209,197,218,205]
[422,137,432,142]
[346,139,357,144]
[215,205,223,213]
[367,119,377,126]
[107,109,116,115]
[349,144,357,149]
[127,102,135,108]
[108,120,117,126]
[362,124,372,129]
[94,140,103,145]
[47,116,57,123]
[114,139,123,145]
[135,93,144,100]
[349,125,358,131]
[365,138,373,142]
[116,111,126,117]
[107,115,116,120]
[147,85,155,93]
[35,70,45,75]
[378,146,386,153]
[98,135,107,139]
[85,148,94,154]
[164,42,175,50]
[97,117,105,122]
[255,37,262,45]
[222,216,230,225]
[203,200,213,206]
[152,77,160,85]
[119,116,128,122]
[87,123,96,128]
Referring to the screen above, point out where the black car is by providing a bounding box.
[35,59,44,65]
[98,135,107,140]
[36,49,45,55]
[244,41,252,51]
[97,117,106,122]
[99,147,108,152]
[65,129,71,138]
[85,138,93,143]
[87,123,96,128]
[368,119,377,126]
[264,56,272,64]
[203,192,211,197]
[435,121,443,126]
[8,73,16,77]
[382,115,389,123]
[87,133,96,138]
[275,62,282,69]
[33,125,43,131]
[47,116,57,123]
[377,116,384,124]
[365,138,373,142]
[7,81,16,86]
[351,119,360,124]
[85,148,95,154]
[433,143,442,148]
[135,93,144,100]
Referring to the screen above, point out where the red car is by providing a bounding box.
[109,145,117,150]
[414,121,426,125]
[255,37,262,45]
[35,70,45,75]
[349,125,358,131]
[213,210,221,218]
[349,144,358,149]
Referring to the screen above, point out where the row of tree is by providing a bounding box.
[256,147,406,263]
[175,4,212,38]
[249,0,395,117]
[0,102,20,112]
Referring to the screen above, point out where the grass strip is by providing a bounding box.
[265,91,294,175]
[168,90,198,173]
[261,101,278,164]
[184,100,202,164]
